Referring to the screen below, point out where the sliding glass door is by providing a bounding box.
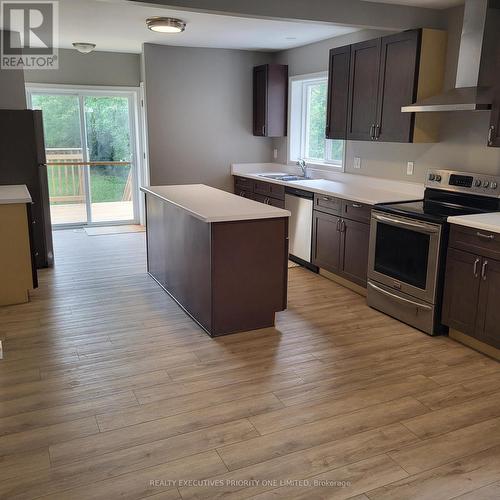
[29,89,139,226]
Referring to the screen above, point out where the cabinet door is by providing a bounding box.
[312,211,341,273]
[347,38,381,141]
[442,248,481,337]
[476,258,500,349]
[488,87,500,147]
[253,65,267,136]
[326,45,351,140]
[340,218,370,286]
[376,30,420,143]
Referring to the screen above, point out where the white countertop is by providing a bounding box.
[141,184,290,223]
[231,164,424,205]
[0,185,32,205]
[448,213,500,234]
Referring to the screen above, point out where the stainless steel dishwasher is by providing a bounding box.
[285,187,313,263]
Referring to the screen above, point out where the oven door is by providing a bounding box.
[368,211,442,304]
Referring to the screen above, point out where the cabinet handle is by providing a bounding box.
[476,232,494,240]
[488,125,495,145]
[482,260,488,280]
[322,196,330,201]
[340,220,346,233]
[352,203,362,208]
[473,257,480,278]
[262,125,266,136]
[336,219,341,232]
[375,124,380,140]
[370,124,375,140]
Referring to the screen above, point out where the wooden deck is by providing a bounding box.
[0,230,500,499]
[50,201,134,225]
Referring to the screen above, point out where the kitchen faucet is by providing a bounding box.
[296,159,308,178]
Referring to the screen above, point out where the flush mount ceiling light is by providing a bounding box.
[146,17,186,33]
[72,42,96,54]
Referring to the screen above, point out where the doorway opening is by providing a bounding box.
[26,86,144,227]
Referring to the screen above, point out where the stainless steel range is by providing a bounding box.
[367,169,500,335]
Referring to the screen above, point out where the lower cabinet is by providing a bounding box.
[340,217,370,286]
[442,228,500,350]
[442,248,481,337]
[312,211,341,272]
[312,208,370,286]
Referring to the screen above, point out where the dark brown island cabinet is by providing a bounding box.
[253,64,288,137]
[326,28,447,143]
[234,176,371,290]
[142,185,289,337]
[443,224,500,359]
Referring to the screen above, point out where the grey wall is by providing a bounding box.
[24,49,141,87]
[273,5,500,182]
[0,31,26,109]
[142,43,273,190]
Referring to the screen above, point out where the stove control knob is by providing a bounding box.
[491,181,498,189]
[435,174,442,182]
[475,179,482,187]
[483,180,490,188]
[428,174,436,181]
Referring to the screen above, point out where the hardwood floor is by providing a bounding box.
[1,229,499,499]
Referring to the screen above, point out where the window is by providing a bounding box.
[289,73,344,169]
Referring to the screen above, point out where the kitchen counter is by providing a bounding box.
[142,184,289,336]
[231,164,424,206]
[448,213,500,233]
[141,184,290,222]
[0,185,32,204]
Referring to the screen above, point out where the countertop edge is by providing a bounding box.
[448,217,500,234]
[0,185,32,205]
[141,186,290,223]
[232,172,423,205]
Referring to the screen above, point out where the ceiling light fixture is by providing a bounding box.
[72,42,96,54]
[146,17,186,33]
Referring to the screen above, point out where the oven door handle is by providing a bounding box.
[372,213,440,233]
[368,282,433,311]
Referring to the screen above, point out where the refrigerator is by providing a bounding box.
[0,109,54,268]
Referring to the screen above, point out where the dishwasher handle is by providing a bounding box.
[285,187,314,199]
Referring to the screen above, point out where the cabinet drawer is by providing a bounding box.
[254,193,285,208]
[254,180,285,200]
[314,193,342,215]
[449,225,500,260]
[234,176,253,192]
[342,200,371,223]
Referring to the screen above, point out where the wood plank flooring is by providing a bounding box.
[0,229,499,499]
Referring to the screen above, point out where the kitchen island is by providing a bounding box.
[141,184,290,336]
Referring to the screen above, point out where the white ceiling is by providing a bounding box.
[45,0,360,54]
[363,0,463,9]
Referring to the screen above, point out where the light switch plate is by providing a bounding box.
[407,161,414,175]
[353,157,361,169]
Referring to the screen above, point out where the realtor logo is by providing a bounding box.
[1,1,58,69]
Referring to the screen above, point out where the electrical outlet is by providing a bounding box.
[407,161,414,176]
[353,157,361,169]
[273,149,278,159]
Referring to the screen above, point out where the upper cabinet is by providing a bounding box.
[346,38,382,141]
[253,64,288,137]
[488,89,500,147]
[326,28,447,143]
[325,46,351,140]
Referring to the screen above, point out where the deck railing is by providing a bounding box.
[46,149,132,204]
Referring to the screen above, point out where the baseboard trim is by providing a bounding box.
[319,268,367,297]
[449,329,500,362]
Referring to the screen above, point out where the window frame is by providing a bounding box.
[287,72,345,172]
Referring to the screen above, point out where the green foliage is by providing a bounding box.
[305,82,344,163]
[31,94,131,162]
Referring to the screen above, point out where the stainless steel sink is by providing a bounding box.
[258,173,307,181]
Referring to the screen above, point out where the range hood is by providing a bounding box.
[402,0,500,113]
